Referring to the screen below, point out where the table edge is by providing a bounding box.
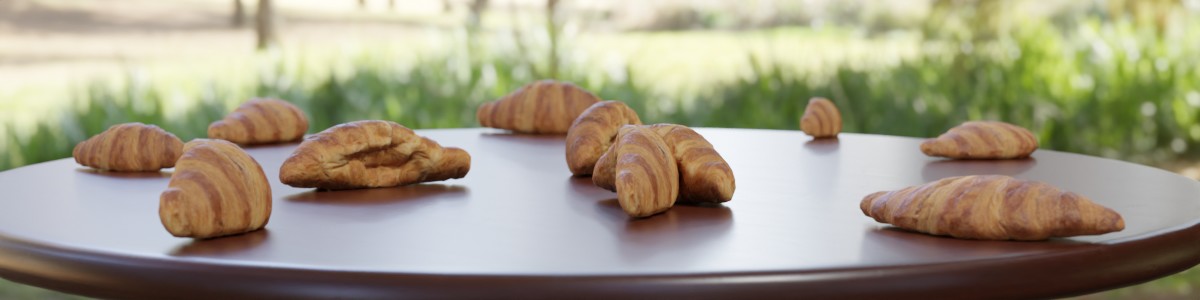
[1,129,1198,299]
[1,219,1199,299]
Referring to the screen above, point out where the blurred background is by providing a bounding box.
[0,0,1198,298]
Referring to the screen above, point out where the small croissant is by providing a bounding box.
[613,126,679,218]
[921,121,1038,159]
[73,122,184,172]
[861,175,1124,240]
[594,124,736,204]
[208,98,309,145]
[279,120,471,190]
[799,97,841,138]
[477,80,601,134]
[565,101,642,175]
[160,139,271,239]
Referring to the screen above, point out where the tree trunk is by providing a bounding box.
[256,0,277,50]
[468,0,488,30]
[232,0,246,27]
[546,0,559,79]
[388,0,396,11]
[358,0,366,10]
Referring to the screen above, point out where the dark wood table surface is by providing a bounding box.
[1,128,1199,299]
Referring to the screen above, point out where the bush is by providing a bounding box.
[682,19,1200,164]
[3,17,1199,170]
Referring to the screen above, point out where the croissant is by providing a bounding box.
[921,121,1038,159]
[160,139,271,239]
[208,98,309,145]
[592,125,635,192]
[647,124,735,203]
[73,122,184,172]
[477,80,601,134]
[799,97,841,138]
[594,124,736,204]
[613,126,679,218]
[860,175,1124,240]
[279,120,471,190]
[565,101,642,175]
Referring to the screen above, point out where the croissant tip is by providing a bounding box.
[72,141,86,159]
[1111,214,1126,231]
[860,191,885,213]
[919,139,937,152]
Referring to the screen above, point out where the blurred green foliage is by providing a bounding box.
[693,18,1200,164]
[5,13,1197,169]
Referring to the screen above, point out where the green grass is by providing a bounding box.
[11,18,1196,170]
[0,280,85,300]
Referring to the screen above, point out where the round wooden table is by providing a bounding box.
[0,128,1198,299]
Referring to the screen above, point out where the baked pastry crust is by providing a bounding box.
[476,80,600,134]
[591,126,631,192]
[594,124,735,205]
[860,175,1124,240]
[921,121,1038,159]
[279,120,470,190]
[565,101,642,175]
[614,126,679,218]
[73,122,184,172]
[208,98,309,145]
[799,97,841,138]
[160,139,271,239]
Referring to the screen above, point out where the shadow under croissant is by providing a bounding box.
[284,184,468,206]
[803,137,840,155]
[565,176,612,199]
[74,168,173,179]
[920,157,1038,182]
[857,227,1096,265]
[594,198,735,263]
[169,229,270,257]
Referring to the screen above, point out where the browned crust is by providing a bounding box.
[565,101,642,176]
[72,122,183,172]
[920,121,1039,159]
[279,120,471,190]
[159,139,271,239]
[800,97,842,138]
[208,98,310,145]
[647,124,735,203]
[860,175,1124,240]
[476,80,601,134]
[594,124,736,215]
[614,127,678,217]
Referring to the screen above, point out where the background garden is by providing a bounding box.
[1,0,1199,298]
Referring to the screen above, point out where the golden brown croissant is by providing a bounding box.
[279,120,471,190]
[647,124,735,203]
[476,80,600,134]
[799,97,842,138]
[593,125,635,192]
[72,122,184,172]
[160,139,271,239]
[208,98,309,145]
[614,126,679,218]
[594,124,736,204]
[860,175,1124,240]
[565,101,642,175]
[921,121,1038,159]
